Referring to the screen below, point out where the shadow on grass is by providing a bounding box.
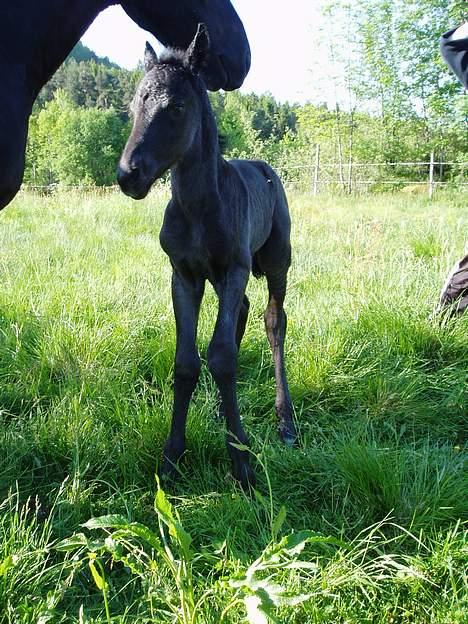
[0,303,466,553]
[289,304,467,444]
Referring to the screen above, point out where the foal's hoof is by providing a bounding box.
[279,420,298,447]
[232,459,257,491]
[226,436,256,490]
[159,457,180,487]
[159,442,185,486]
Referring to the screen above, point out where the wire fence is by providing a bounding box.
[276,151,468,197]
[21,155,468,198]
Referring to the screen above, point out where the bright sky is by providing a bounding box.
[81,0,328,104]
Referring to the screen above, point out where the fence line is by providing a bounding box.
[276,154,467,197]
[301,180,468,185]
[21,159,467,198]
[282,161,468,169]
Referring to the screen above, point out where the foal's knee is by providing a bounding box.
[175,351,201,385]
[207,339,237,383]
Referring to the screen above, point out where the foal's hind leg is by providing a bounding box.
[264,272,296,445]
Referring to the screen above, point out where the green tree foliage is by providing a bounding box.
[68,41,119,67]
[25,19,467,191]
[286,0,468,190]
[209,91,297,158]
[26,91,128,186]
[354,0,466,139]
[36,44,142,120]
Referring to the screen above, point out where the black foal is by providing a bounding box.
[118,24,296,488]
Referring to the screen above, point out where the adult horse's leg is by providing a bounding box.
[264,269,297,446]
[161,270,205,481]
[208,267,255,488]
[0,92,29,209]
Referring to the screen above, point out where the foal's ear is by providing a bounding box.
[144,42,158,73]
[186,23,210,75]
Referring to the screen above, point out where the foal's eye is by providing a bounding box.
[142,92,150,103]
[169,103,185,118]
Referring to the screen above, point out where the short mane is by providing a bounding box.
[158,47,187,68]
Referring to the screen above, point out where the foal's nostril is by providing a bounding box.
[117,164,140,189]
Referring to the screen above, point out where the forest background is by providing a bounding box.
[25,0,467,192]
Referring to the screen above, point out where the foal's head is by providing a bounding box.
[117,24,210,199]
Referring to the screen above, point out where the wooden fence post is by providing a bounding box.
[439,151,444,181]
[313,144,320,196]
[347,156,353,194]
[428,151,435,200]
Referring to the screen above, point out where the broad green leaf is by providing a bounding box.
[154,486,174,521]
[155,487,192,554]
[244,595,269,624]
[284,560,318,571]
[275,592,313,607]
[82,514,129,530]
[253,584,284,608]
[88,558,107,591]
[78,605,88,624]
[280,530,315,555]
[0,555,14,577]
[272,505,287,538]
[268,531,346,559]
[83,515,162,552]
[112,524,162,552]
[55,533,104,553]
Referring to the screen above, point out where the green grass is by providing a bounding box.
[0,188,466,623]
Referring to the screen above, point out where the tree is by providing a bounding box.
[26,91,128,186]
[35,45,142,121]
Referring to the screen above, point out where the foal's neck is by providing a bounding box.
[171,89,224,220]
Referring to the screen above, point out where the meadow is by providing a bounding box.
[0,189,466,623]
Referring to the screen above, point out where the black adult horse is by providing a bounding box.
[0,0,250,209]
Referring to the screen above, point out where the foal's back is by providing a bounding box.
[220,158,291,279]
[221,157,291,262]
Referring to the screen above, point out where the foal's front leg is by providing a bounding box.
[161,270,204,482]
[208,267,255,488]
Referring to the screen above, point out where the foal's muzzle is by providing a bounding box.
[117,161,150,200]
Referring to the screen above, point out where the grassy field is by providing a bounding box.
[0,189,466,623]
